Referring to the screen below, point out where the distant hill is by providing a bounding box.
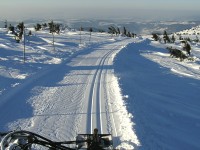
[1,19,200,35]
[175,25,200,35]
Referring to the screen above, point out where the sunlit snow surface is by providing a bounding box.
[0,26,200,150]
[0,28,139,149]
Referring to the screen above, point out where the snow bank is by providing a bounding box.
[108,75,140,149]
[114,38,200,150]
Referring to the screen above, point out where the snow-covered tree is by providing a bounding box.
[181,40,191,55]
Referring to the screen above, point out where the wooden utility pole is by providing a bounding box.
[52,32,55,51]
[80,26,82,44]
[51,20,55,51]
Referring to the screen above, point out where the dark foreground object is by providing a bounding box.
[0,130,113,150]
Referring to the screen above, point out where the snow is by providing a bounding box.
[0,25,200,150]
[0,28,139,149]
[114,38,200,150]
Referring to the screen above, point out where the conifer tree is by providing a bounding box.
[17,22,24,40]
[48,21,58,50]
[184,42,191,55]
[117,27,120,35]
[54,24,61,34]
[42,23,47,28]
[108,26,117,36]
[34,23,42,31]
[163,30,170,43]
[131,33,135,38]
[28,30,32,36]
[48,21,55,33]
[194,36,199,43]
[123,27,127,36]
[152,33,159,41]
[8,24,15,34]
[171,34,176,43]
[4,20,7,28]
[127,31,131,37]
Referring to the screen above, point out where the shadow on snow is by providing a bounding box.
[114,39,200,150]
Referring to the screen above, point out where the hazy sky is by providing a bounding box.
[0,0,200,20]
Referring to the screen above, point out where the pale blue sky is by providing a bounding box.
[0,0,200,20]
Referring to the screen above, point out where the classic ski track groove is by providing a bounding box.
[87,43,120,134]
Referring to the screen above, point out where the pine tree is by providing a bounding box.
[117,27,120,35]
[152,33,159,41]
[17,22,24,40]
[48,21,59,50]
[184,43,191,55]
[17,22,24,31]
[163,30,170,43]
[108,26,117,36]
[171,34,176,43]
[55,24,60,34]
[89,27,93,42]
[123,27,127,36]
[127,31,131,37]
[4,20,7,28]
[34,23,42,31]
[89,27,93,33]
[48,21,55,33]
[98,29,105,33]
[28,30,32,36]
[131,33,135,38]
[42,23,47,28]
[8,24,15,34]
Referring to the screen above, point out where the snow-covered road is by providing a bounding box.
[0,32,139,149]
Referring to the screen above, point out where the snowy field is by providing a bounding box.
[0,25,200,149]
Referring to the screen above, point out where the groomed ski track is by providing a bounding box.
[0,37,135,148]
